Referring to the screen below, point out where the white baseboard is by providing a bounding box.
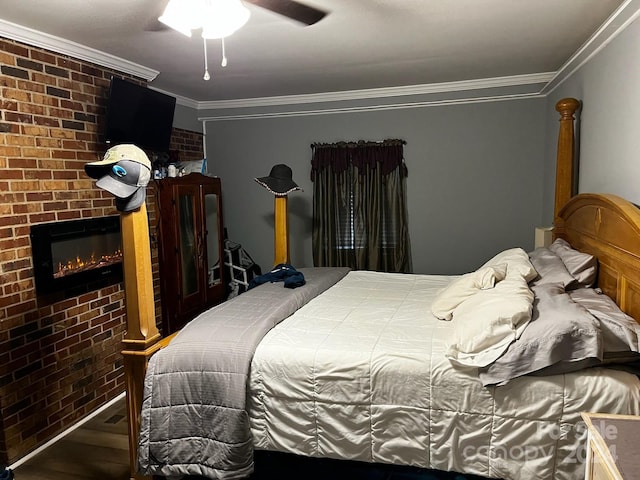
[8,391,126,471]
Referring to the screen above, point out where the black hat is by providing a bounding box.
[254,164,301,196]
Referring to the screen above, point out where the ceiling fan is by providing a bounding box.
[146,0,327,31]
[149,0,328,80]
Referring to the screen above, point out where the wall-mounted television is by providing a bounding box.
[103,77,176,153]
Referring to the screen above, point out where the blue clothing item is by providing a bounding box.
[248,263,306,290]
[0,467,14,480]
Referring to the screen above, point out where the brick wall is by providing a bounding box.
[170,128,205,164]
[0,37,203,464]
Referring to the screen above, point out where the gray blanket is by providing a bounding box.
[137,267,350,479]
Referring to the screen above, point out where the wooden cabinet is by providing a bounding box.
[157,173,226,334]
[581,412,640,480]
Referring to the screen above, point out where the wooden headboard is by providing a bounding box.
[555,193,640,322]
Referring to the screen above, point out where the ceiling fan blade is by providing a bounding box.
[245,0,327,25]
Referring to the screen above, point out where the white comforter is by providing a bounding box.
[248,271,640,480]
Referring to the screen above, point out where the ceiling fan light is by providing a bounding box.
[158,0,202,37]
[201,0,251,39]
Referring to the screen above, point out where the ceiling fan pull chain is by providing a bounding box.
[203,37,211,81]
[221,37,228,67]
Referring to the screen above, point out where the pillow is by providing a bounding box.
[549,238,597,287]
[445,275,534,368]
[569,288,640,360]
[478,283,602,386]
[481,247,537,282]
[431,264,507,320]
[528,247,577,289]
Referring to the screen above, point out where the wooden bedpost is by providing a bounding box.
[274,196,290,265]
[554,98,581,222]
[120,202,160,480]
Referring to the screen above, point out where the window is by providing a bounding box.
[311,139,411,273]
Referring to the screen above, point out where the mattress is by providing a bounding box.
[248,270,640,480]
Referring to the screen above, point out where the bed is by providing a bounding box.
[121,98,640,480]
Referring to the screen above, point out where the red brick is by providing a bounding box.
[59,100,84,111]
[0,215,28,227]
[31,72,57,86]
[19,103,46,115]
[1,99,18,111]
[25,192,53,202]
[56,210,82,221]
[25,170,53,180]
[28,212,56,223]
[4,134,34,146]
[21,125,49,136]
[48,108,73,119]
[11,180,40,191]
[17,80,45,94]
[51,149,76,159]
[49,128,75,139]
[0,170,23,180]
[30,50,56,65]
[31,93,59,107]
[43,201,68,212]
[3,88,31,102]
[8,157,37,169]
[57,57,82,72]
[32,116,60,127]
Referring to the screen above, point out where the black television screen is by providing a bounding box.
[104,77,176,153]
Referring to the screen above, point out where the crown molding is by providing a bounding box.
[0,18,159,81]
[196,72,554,110]
[198,92,544,122]
[541,0,640,94]
[149,88,199,109]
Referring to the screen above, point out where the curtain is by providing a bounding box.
[311,139,411,273]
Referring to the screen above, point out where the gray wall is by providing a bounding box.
[203,98,547,275]
[542,16,640,222]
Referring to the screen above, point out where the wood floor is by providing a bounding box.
[10,398,484,480]
[11,398,129,480]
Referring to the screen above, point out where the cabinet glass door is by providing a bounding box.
[204,192,221,287]
[176,186,201,299]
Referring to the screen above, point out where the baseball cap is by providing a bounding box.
[96,159,151,198]
[115,188,148,212]
[85,144,151,180]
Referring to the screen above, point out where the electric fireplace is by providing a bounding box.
[30,216,123,299]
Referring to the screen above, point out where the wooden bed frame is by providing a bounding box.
[555,194,640,322]
[552,100,640,323]
[119,98,640,479]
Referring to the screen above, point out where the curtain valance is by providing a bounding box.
[310,139,407,180]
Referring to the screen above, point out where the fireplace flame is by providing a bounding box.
[54,249,123,278]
